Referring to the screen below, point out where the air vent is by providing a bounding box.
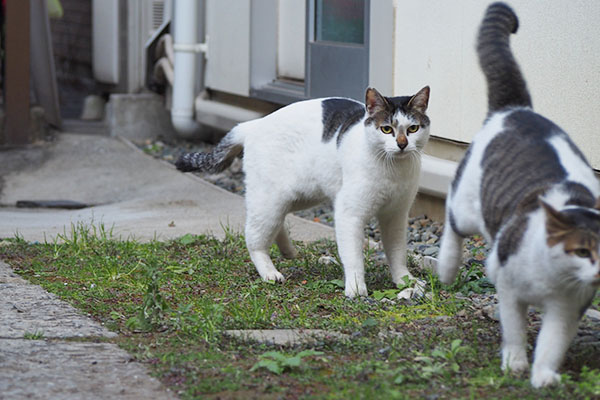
[152,0,165,31]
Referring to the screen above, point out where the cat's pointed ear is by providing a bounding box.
[365,88,389,117]
[540,198,572,244]
[407,86,430,113]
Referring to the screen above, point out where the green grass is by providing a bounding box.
[1,224,599,399]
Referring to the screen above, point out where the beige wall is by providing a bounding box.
[394,0,600,168]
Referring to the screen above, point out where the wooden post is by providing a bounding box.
[4,0,31,145]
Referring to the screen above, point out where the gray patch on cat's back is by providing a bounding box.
[564,181,596,208]
[480,110,567,239]
[451,146,473,195]
[497,216,528,264]
[448,210,467,238]
[321,98,365,146]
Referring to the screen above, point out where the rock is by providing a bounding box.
[585,308,600,321]
[423,246,439,256]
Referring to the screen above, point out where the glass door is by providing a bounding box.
[306,0,369,100]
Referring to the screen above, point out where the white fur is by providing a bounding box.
[437,108,600,388]
[228,97,429,297]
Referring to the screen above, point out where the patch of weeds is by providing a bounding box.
[23,330,45,340]
[1,228,596,399]
[562,367,600,399]
[394,339,468,384]
[126,257,170,331]
[250,350,325,375]
[449,261,495,295]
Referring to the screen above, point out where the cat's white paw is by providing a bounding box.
[262,271,286,283]
[530,368,561,388]
[501,349,529,374]
[345,283,368,298]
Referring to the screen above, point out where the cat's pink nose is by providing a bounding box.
[396,134,408,150]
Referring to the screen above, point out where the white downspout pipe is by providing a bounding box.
[171,0,203,138]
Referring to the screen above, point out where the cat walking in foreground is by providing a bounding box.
[176,86,430,298]
[436,2,600,388]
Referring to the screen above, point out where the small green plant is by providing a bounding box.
[373,275,417,300]
[450,262,495,295]
[250,350,324,375]
[126,257,170,331]
[23,330,45,340]
[178,233,196,245]
[394,339,468,384]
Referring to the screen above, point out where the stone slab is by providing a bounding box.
[224,329,349,346]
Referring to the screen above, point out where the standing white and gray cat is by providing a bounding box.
[176,86,431,298]
[435,2,600,388]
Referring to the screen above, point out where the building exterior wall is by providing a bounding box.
[393,0,600,168]
[49,0,97,118]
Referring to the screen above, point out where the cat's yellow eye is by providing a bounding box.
[380,125,393,135]
[573,248,591,258]
[407,125,420,134]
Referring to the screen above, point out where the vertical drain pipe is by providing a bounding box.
[171,0,203,138]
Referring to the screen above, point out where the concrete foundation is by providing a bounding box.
[105,93,178,142]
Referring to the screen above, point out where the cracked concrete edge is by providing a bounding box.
[0,259,177,399]
[0,261,116,339]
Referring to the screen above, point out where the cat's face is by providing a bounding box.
[542,200,600,286]
[364,86,430,159]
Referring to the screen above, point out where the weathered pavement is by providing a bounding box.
[0,133,336,399]
[0,260,175,399]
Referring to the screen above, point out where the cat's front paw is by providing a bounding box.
[262,271,286,283]
[345,283,368,298]
[501,348,529,375]
[531,368,561,388]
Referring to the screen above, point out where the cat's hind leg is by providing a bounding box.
[530,302,580,388]
[244,203,287,282]
[378,209,426,298]
[436,209,466,285]
[377,209,412,283]
[275,223,298,259]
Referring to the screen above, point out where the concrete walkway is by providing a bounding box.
[0,132,335,399]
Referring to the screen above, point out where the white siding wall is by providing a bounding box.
[205,0,251,96]
[277,1,306,80]
[394,0,600,167]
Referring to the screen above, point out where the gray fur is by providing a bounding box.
[175,136,242,174]
[477,2,532,113]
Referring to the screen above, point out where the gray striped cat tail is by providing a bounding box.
[175,129,243,173]
[477,2,532,113]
